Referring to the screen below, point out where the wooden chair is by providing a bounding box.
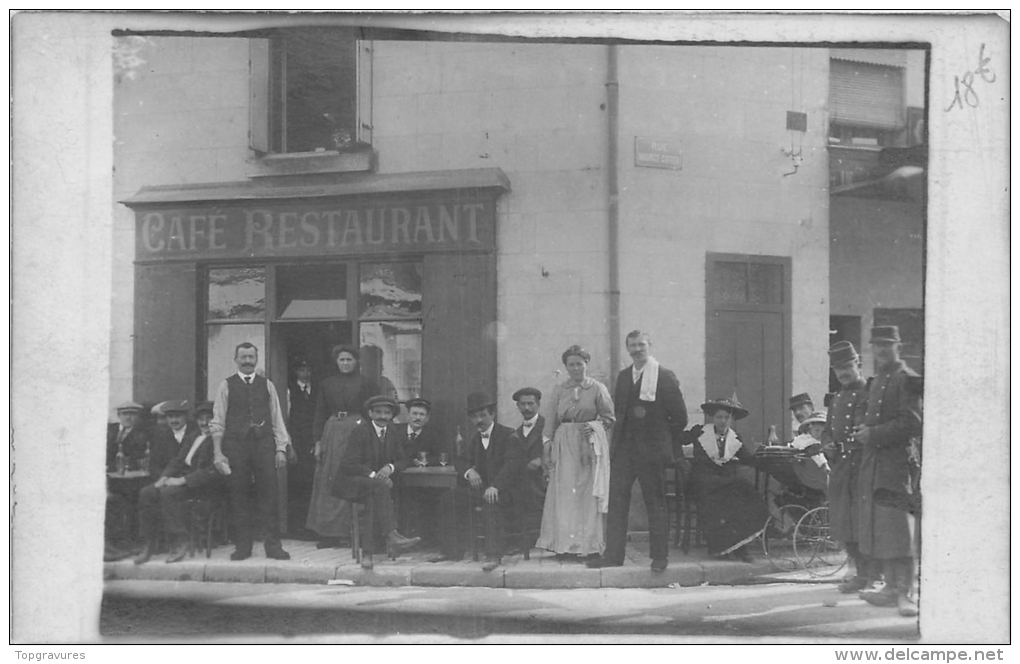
[349,501,396,564]
[185,495,229,558]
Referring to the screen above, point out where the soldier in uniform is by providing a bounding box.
[824,341,875,593]
[851,326,922,617]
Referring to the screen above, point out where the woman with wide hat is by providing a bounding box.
[681,396,769,562]
[305,344,381,549]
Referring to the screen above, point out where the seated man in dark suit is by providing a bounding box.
[334,394,421,570]
[148,400,199,479]
[135,401,226,563]
[400,397,448,545]
[105,401,151,561]
[435,392,524,571]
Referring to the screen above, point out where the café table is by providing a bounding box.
[106,469,151,542]
[396,465,457,538]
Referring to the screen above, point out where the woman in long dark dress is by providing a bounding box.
[682,397,769,562]
[305,345,380,548]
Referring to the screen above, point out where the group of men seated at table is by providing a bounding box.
[104,387,546,572]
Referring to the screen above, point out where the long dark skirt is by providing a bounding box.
[697,479,770,556]
[305,415,360,538]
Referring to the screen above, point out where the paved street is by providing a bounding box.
[101,580,920,643]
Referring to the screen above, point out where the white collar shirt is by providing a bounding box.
[480,424,494,450]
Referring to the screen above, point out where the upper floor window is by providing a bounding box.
[250,27,368,156]
[828,59,905,148]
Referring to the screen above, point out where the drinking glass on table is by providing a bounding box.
[438,453,449,467]
[416,451,428,467]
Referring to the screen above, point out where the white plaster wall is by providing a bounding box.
[110,36,251,415]
[373,41,611,424]
[616,45,832,417]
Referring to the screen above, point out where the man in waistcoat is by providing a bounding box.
[824,341,876,593]
[851,326,923,617]
[588,330,689,573]
[286,358,317,538]
[211,342,292,561]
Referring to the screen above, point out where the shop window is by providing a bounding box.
[359,262,423,320]
[249,27,366,156]
[276,263,348,319]
[205,267,266,397]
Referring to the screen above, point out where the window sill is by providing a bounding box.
[246,148,376,178]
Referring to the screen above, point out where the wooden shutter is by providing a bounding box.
[830,59,905,129]
[357,40,373,145]
[420,252,496,456]
[249,38,271,154]
[133,263,198,404]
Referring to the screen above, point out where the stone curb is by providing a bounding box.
[105,557,804,589]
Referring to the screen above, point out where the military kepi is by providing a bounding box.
[466,391,497,414]
[512,387,542,402]
[788,393,813,410]
[870,325,901,343]
[365,394,399,413]
[828,340,860,366]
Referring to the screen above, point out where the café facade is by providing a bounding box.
[113,28,925,526]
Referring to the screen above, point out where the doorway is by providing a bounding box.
[705,253,792,446]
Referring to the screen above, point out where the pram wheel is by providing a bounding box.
[762,504,808,572]
[793,506,848,577]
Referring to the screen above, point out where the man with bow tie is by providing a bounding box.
[433,392,524,571]
[210,342,292,562]
[335,394,421,569]
[511,387,545,550]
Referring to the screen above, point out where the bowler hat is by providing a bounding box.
[194,401,215,416]
[701,397,749,421]
[365,395,399,413]
[788,393,813,410]
[870,325,901,343]
[466,391,497,414]
[828,340,860,367]
[116,401,143,413]
[512,387,542,402]
[802,410,827,426]
[405,397,432,412]
[161,399,190,414]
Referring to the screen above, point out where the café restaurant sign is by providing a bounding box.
[133,197,496,261]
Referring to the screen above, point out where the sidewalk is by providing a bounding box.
[104,537,842,590]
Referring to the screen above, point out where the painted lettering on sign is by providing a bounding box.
[634,136,683,171]
[136,200,493,260]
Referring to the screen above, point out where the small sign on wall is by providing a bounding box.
[634,137,683,170]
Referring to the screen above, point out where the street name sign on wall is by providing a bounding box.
[634,137,683,170]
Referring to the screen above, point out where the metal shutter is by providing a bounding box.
[830,59,905,129]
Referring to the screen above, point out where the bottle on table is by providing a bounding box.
[767,425,780,447]
[115,441,126,475]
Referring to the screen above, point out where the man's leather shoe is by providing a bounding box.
[386,531,421,551]
[481,557,501,572]
[838,576,871,594]
[897,593,919,617]
[165,546,187,563]
[650,558,668,573]
[361,555,374,571]
[859,585,898,607]
[733,547,754,563]
[266,547,291,561]
[425,553,462,563]
[585,556,623,569]
[133,545,153,565]
[230,548,252,561]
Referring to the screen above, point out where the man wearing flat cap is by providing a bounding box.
[852,325,923,617]
[210,342,293,561]
[107,401,150,473]
[511,387,545,549]
[135,401,226,564]
[148,400,199,480]
[825,341,876,594]
[335,394,421,569]
[436,392,523,570]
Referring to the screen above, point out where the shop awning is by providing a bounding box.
[122,168,511,208]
